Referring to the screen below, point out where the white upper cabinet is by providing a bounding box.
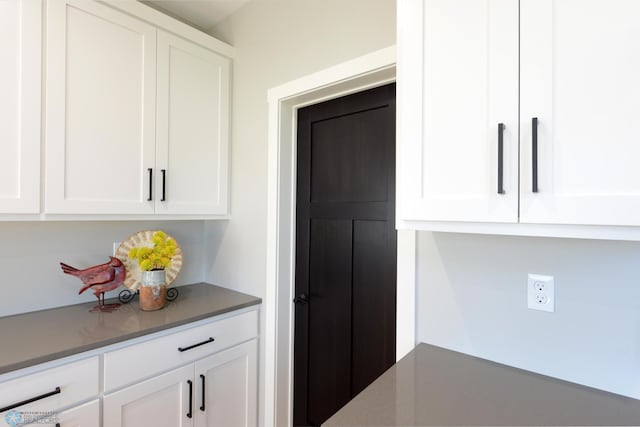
[156,30,230,215]
[45,0,157,215]
[397,0,518,223]
[43,0,231,217]
[0,0,41,214]
[520,0,640,226]
[398,0,640,234]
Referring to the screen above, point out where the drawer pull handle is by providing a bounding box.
[178,337,215,352]
[147,168,153,201]
[0,386,61,412]
[161,169,166,202]
[532,117,539,193]
[200,374,206,411]
[497,123,505,194]
[187,380,193,419]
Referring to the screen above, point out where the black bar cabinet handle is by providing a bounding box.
[187,380,193,418]
[0,387,61,413]
[200,374,206,411]
[497,123,505,194]
[532,117,539,193]
[147,168,153,201]
[178,337,215,352]
[161,169,166,202]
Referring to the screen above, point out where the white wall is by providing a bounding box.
[0,221,205,317]
[204,0,396,297]
[197,0,640,415]
[204,2,396,424]
[200,0,640,409]
[418,231,640,399]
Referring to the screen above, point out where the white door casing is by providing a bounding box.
[265,46,410,427]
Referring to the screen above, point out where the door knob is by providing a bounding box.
[293,293,308,304]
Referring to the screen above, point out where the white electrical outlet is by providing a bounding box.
[113,241,121,256]
[527,274,554,312]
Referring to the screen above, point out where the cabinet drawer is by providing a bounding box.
[104,309,258,392]
[0,357,99,416]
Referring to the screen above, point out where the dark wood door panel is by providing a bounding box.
[294,83,396,427]
[351,219,397,396]
[307,219,353,425]
[310,106,393,203]
[309,202,388,221]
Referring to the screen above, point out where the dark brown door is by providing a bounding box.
[293,83,396,427]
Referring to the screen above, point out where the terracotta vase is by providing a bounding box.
[139,270,167,311]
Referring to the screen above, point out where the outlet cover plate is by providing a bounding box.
[528,274,554,313]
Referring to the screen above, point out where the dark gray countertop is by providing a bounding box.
[0,283,261,375]
[324,343,640,426]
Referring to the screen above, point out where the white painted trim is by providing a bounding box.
[396,230,417,360]
[0,214,229,222]
[265,45,415,427]
[397,219,640,242]
[267,46,397,103]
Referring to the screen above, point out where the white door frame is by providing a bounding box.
[264,45,416,427]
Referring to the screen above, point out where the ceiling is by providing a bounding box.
[143,0,251,31]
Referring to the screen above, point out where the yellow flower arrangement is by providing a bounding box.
[128,230,177,271]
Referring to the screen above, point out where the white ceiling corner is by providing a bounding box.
[143,0,251,31]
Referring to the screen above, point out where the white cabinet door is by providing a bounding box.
[55,399,100,427]
[194,340,257,427]
[103,364,194,427]
[520,0,640,226]
[0,0,40,214]
[156,30,230,215]
[45,0,157,214]
[156,31,230,214]
[397,0,519,223]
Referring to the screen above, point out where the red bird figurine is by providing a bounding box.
[60,256,126,312]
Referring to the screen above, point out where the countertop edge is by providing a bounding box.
[323,342,640,426]
[0,283,261,376]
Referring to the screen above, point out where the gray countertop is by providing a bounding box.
[324,343,640,426]
[0,283,261,375]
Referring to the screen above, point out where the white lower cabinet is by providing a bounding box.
[104,364,194,427]
[104,339,258,427]
[102,310,259,426]
[0,357,99,420]
[0,309,259,427]
[195,340,258,427]
[56,399,100,427]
